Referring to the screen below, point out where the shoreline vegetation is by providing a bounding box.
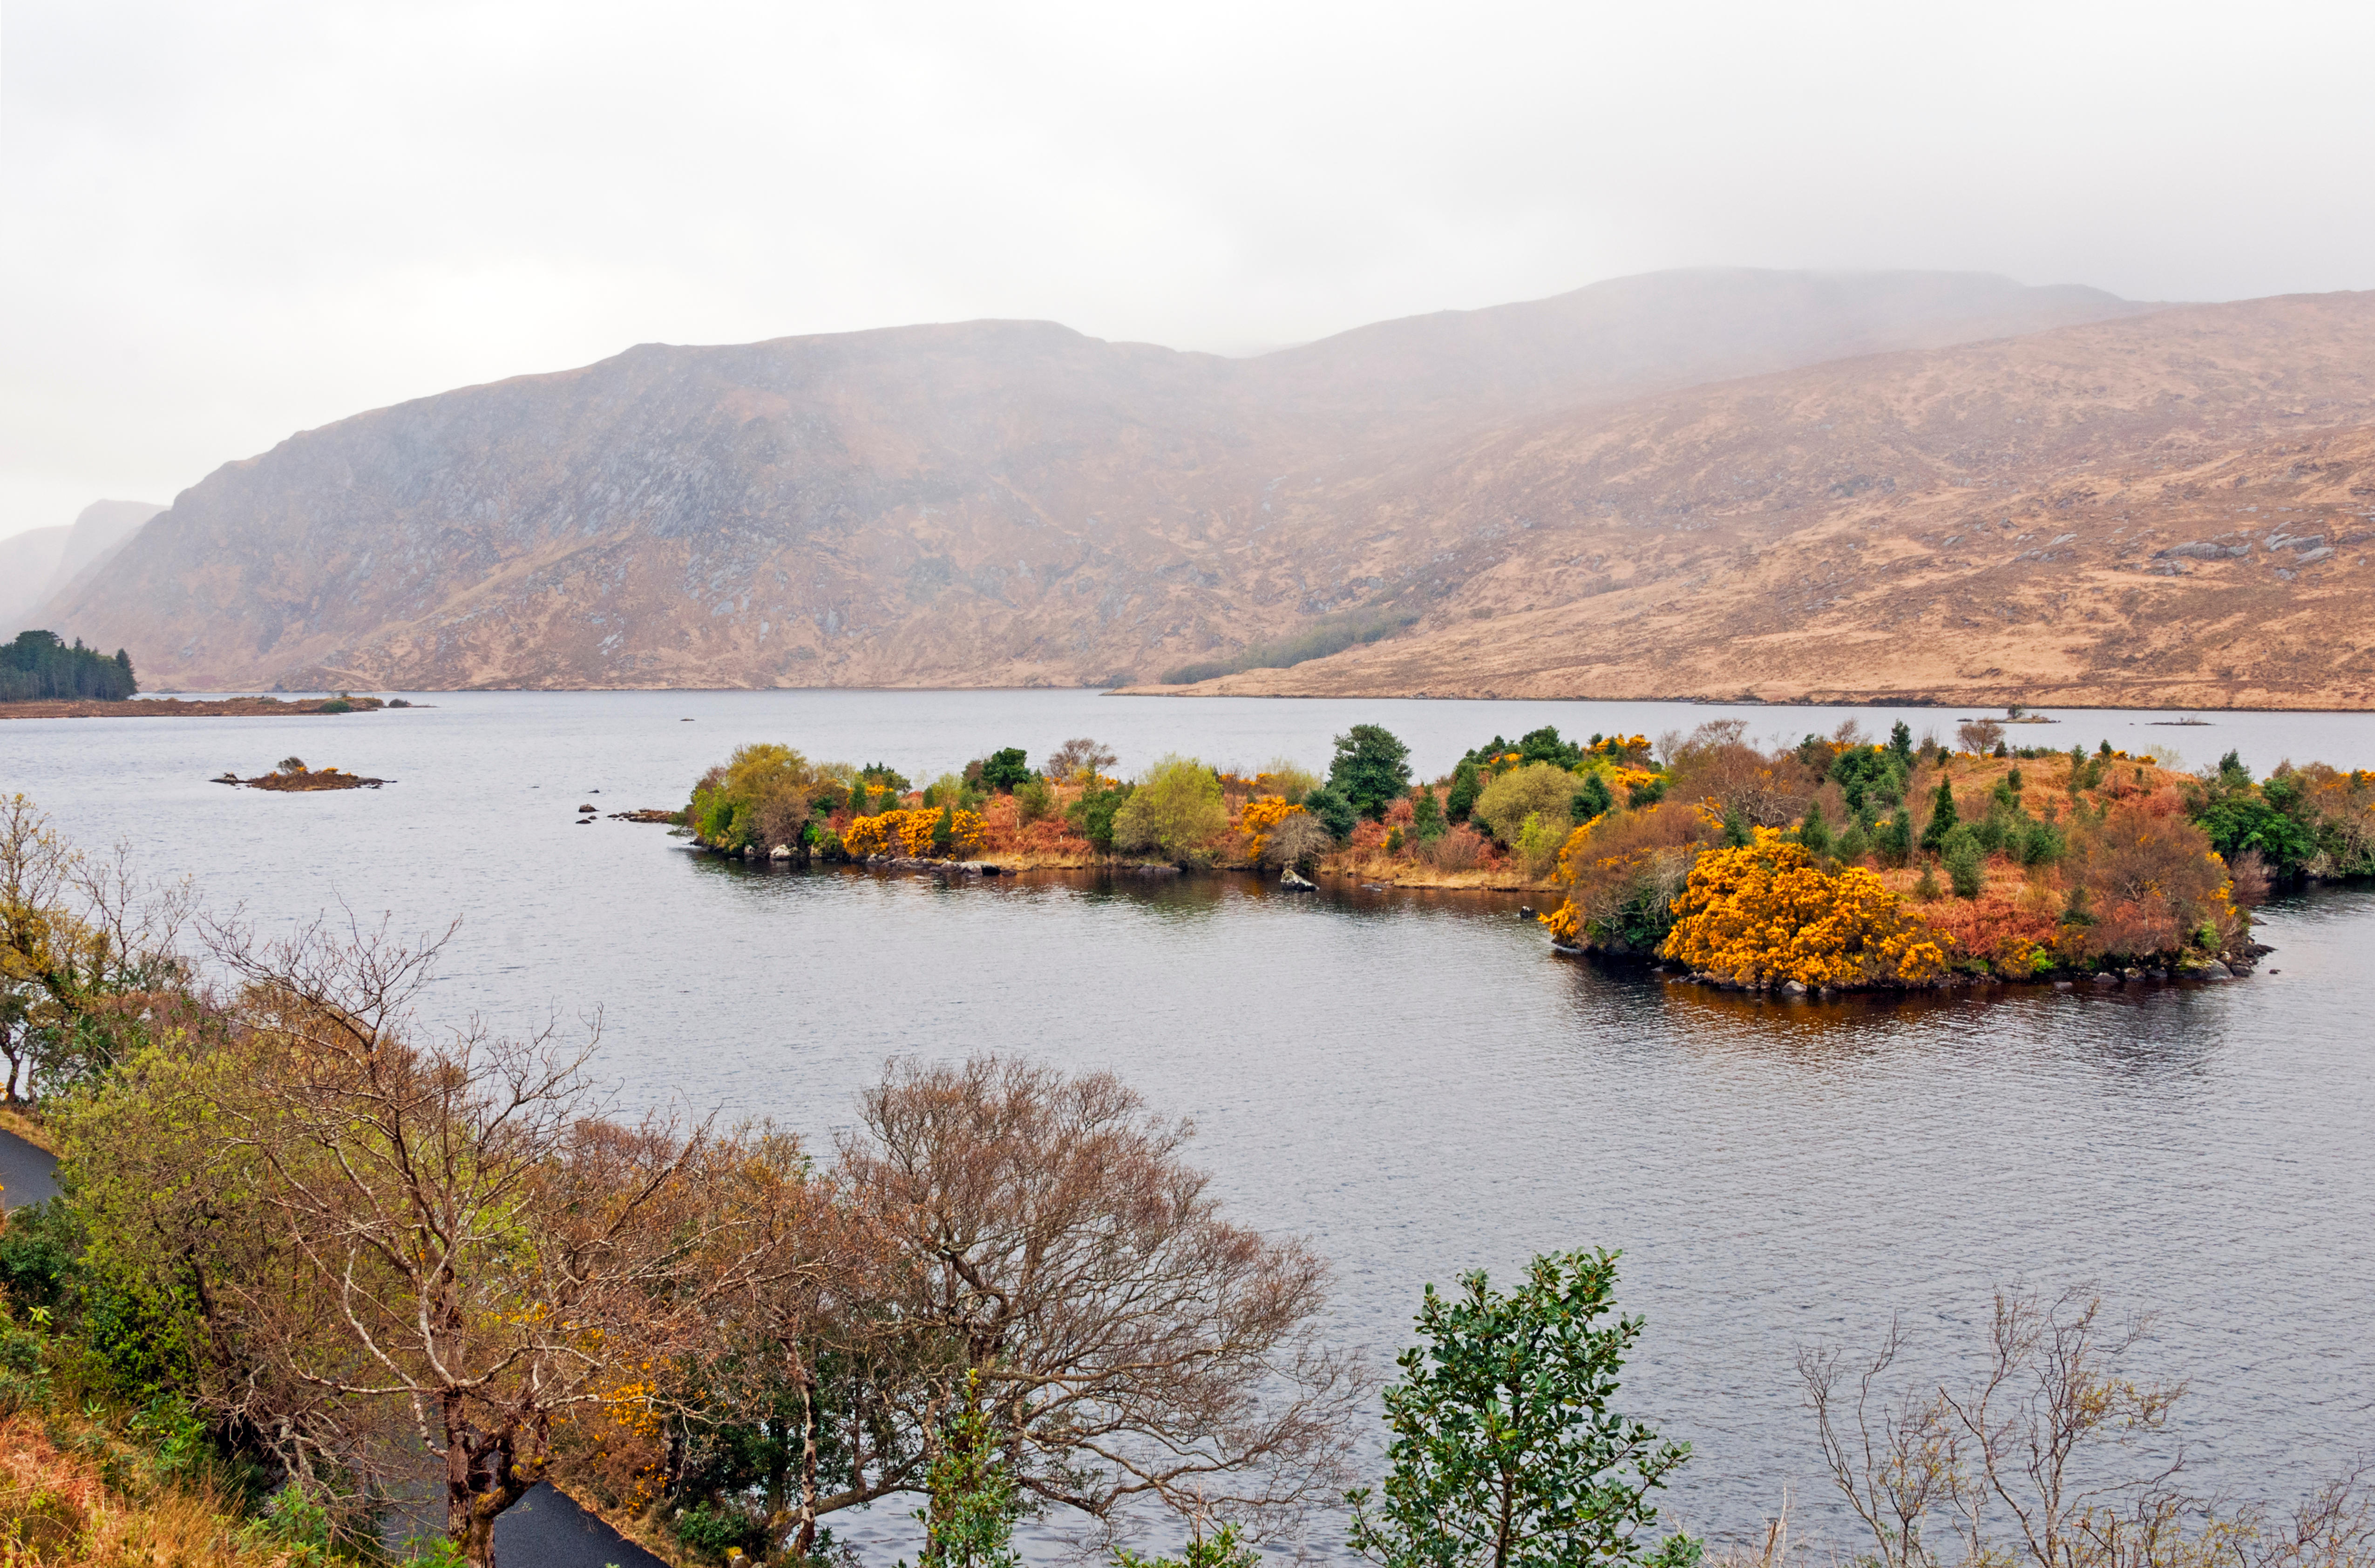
[3,797,2372,1567]
[671,713,2372,993]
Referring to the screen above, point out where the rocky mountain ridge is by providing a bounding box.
[49,267,2369,706]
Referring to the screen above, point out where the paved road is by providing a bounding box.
[0,1125,660,1568]
[493,1485,672,1568]
[0,1127,59,1208]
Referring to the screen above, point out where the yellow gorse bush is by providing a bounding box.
[1552,823,1597,883]
[1238,794,1306,861]
[841,807,985,859]
[1660,828,1947,987]
[1538,901,1582,945]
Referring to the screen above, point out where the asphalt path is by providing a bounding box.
[0,1125,658,1568]
[0,1127,59,1208]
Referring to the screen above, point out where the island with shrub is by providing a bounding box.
[666,713,2361,991]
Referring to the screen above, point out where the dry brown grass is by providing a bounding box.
[0,1417,300,1568]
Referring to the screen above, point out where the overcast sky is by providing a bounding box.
[3,0,2370,541]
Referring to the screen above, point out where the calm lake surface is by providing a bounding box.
[7,690,2374,1559]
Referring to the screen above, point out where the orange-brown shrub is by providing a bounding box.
[1538,801,1718,953]
[1665,742,1817,827]
[1914,893,2064,976]
[1421,824,1490,870]
[2065,799,2242,959]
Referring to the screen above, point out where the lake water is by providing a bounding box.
[7,690,2374,1561]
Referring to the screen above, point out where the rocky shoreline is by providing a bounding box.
[1551,941,2273,995]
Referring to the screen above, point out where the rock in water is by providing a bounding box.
[1280,868,1316,891]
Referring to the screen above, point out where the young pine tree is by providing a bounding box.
[1445,759,1482,824]
[1572,772,1616,823]
[1920,777,1960,854]
[1942,826,1986,898]
[1798,800,1833,856]
[1411,787,1447,843]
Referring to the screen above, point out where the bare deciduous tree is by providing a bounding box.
[1939,1287,2186,1568]
[1800,1287,2375,1568]
[840,1055,1364,1547]
[1045,738,1120,783]
[207,915,766,1568]
[700,1130,915,1561]
[0,793,191,1099]
[1798,1316,1958,1568]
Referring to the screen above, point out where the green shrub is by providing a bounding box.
[1014,777,1056,824]
[1942,826,1986,898]
[979,748,1031,792]
[1873,808,1913,866]
[2019,818,2066,866]
[1514,813,1566,878]
[674,1499,766,1560]
[1445,760,1481,823]
[1303,784,1358,842]
[1833,821,1870,863]
[0,1312,49,1419]
[2192,790,2316,873]
[1113,758,1228,862]
[1068,783,1136,852]
[1473,764,1580,847]
[1797,801,1833,856]
[1920,776,1960,853]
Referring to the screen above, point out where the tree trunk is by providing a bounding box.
[792,1367,821,1561]
[443,1402,542,1568]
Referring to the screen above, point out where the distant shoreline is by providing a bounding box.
[32,686,2375,716]
[0,694,391,720]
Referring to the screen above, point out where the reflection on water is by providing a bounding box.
[8,691,2374,1559]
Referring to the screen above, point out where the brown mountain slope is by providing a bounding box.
[39,269,2151,692]
[1152,292,2375,709]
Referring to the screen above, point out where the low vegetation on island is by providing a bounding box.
[1,795,2369,1568]
[212,756,392,791]
[675,714,2366,991]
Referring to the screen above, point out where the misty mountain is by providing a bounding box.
[1169,292,2375,708]
[43,268,2164,695]
[1,500,162,641]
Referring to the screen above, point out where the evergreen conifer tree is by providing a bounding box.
[1411,787,1446,842]
[1445,759,1481,823]
[1920,776,1959,854]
